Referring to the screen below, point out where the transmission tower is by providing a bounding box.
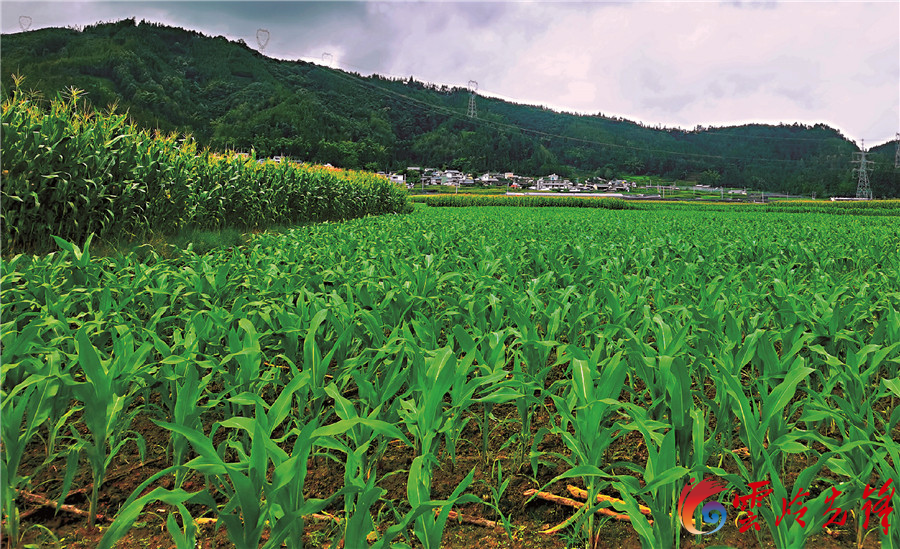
[467,80,478,119]
[852,140,874,199]
[19,16,31,32]
[256,29,270,52]
[894,132,899,169]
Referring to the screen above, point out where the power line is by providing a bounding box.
[293,54,846,144]
[289,52,897,169]
[322,67,842,167]
[685,128,844,143]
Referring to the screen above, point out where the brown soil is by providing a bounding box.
[11,391,892,549]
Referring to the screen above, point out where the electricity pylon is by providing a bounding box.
[256,29,269,52]
[467,80,477,119]
[894,132,899,168]
[853,140,874,199]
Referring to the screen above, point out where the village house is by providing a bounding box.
[536,174,571,191]
[441,170,465,186]
[479,173,500,185]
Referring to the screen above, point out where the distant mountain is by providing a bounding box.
[3,19,898,197]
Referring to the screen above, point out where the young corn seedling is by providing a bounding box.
[649,314,695,467]
[406,455,479,549]
[231,375,341,549]
[99,466,216,549]
[347,330,413,426]
[478,460,515,538]
[808,344,896,547]
[140,320,218,483]
[731,445,844,549]
[396,347,481,548]
[1,376,60,546]
[315,382,412,548]
[0,315,49,389]
[221,318,268,402]
[712,355,839,548]
[531,348,629,547]
[508,307,556,460]
[444,345,504,467]
[167,363,216,489]
[872,431,900,549]
[64,326,152,527]
[398,346,456,459]
[276,308,353,417]
[160,374,343,549]
[611,410,690,549]
[451,327,522,466]
[0,313,77,462]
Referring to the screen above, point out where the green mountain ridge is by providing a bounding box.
[3,18,899,197]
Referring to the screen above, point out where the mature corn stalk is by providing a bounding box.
[1,83,411,253]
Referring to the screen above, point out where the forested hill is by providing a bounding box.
[3,19,899,197]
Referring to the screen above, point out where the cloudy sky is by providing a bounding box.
[2,1,898,146]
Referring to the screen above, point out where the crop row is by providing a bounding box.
[414,194,633,210]
[0,81,411,253]
[416,194,900,216]
[2,206,899,548]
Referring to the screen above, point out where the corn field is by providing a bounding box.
[0,85,411,254]
[416,194,634,210]
[2,202,899,548]
[417,194,900,216]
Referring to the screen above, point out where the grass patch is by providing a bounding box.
[88,225,296,260]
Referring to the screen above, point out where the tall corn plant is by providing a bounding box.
[1,79,411,253]
[1,87,151,250]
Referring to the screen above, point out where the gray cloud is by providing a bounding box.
[2,0,897,145]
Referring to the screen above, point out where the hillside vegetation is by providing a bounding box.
[2,18,899,197]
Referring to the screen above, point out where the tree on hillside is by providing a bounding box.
[699,169,722,187]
